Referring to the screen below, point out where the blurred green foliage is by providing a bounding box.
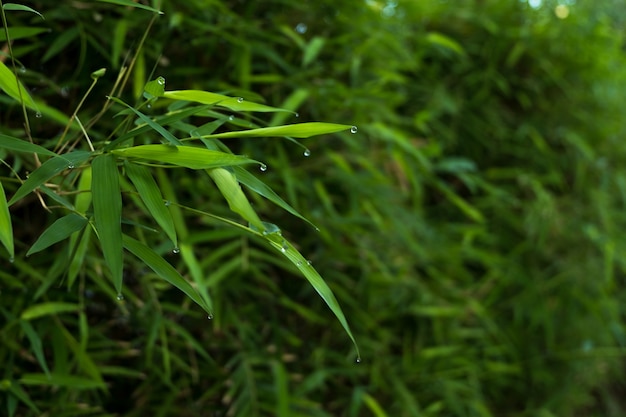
[2,0,626,416]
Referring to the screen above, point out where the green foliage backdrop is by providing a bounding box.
[2,0,626,416]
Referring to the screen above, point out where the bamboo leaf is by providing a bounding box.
[95,0,163,14]
[2,4,44,19]
[108,96,182,146]
[0,134,57,156]
[21,302,80,320]
[0,181,13,259]
[8,151,92,206]
[0,60,38,111]
[125,161,177,246]
[163,90,291,113]
[262,231,360,359]
[19,320,50,377]
[92,154,123,293]
[19,373,106,389]
[112,144,256,169]
[26,213,88,256]
[232,166,316,229]
[144,76,165,99]
[122,234,212,315]
[209,168,264,231]
[203,122,354,139]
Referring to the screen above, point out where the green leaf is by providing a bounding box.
[19,320,50,377]
[95,0,163,14]
[125,161,177,246]
[108,96,182,146]
[203,122,354,139]
[112,144,256,169]
[3,4,44,19]
[8,151,92,206]
[144,76,166,99]
[0,181,13,259]
[19,373,106,389]
[92,154,124,294]
[163,90,291,113]
[303,36,326,67]
[0,60,38,111]
[426,32,466,56]
[209,168,263,231]
[232,166,316,229]
[0,133,57,156]
[261,231,360,359]
[122,234,212,315]
[26,213,88,256]
[21,302,80,320]
[0,27,47,41]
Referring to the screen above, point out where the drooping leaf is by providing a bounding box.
[112,144,255,169]
[108,96,182,146]
[209,168,264,231]
[125,161,177,246]
[2,4,44,19]
[8,151,92,206]
[21,302,80,320]
[92,154,123,293]
[19,373,106,389]
[0,133,56,156]
[232,166,316,229]
[0,60,38,111]
[26,213,88,256]
[0,181,13,259]
[95,0,163,14]
[19,320,50,377]
[163,90,292,113]
[0,27,47,41]
[202,122,355,139]
[122,234,212,315]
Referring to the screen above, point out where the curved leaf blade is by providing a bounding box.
[209,168,263,231]
[122,234,212,315]
[112,144,255,169]
[203,122,353,139]
[0,133,56,156]
[0,60,38,111]
[163,90,291,113]
[26,213,87,256]
[95,0,163,14]
[2,4,44,19]
[0,181,14,259]
[21,302,80,320]
[8,151,92,206]
[92,154,123,293]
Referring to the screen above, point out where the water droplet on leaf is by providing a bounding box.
[19,66,26,73]
[228,115,235,121]
[146,103,152,109]
[350,126,358,134]
[303,149,311,157]
[172,247,180,254]
[356,357,361,364]
[306,259,312,266]
[260,163,267,172]
[35,112,42,118]
[157,76,165,85]
[61,87,69,97]
[207,314,214,320]
[296,261,303,267]
[67,163,75,169]
[295,112,300,118]
[295,23,308,34]
[116,293,124,301]
[164,200,171,206]
[9,256,14,263]
[237,97,244,103]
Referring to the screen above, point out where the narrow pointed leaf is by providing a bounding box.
[19,320,50,377]
[0,181,13,259]
[26,213,87,256]
[203,122,353,139]
[21,302,80,320]
[122,234,212,315]
[19,373,106,389]
[125,161,177,246]
[92,154,123,293]
[262,231,359,358]
[108,96,182,146]
[0,134,56,156]
[209,168,264,231]
[163,90,291,113]
[0,60,38,111]
[232,166,316,229]
[96,0,163,14]
[2,4,44,19]
[112,144,255,169]
[8,151,91,206]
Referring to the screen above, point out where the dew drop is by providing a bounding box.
[303,149,311,157]
[172,247,180,254]
[19,66,26,73]
[294,112,300,118]
[35,112,42,118]
[116,293,124,301]
[350,126,358,134]
[9,256,14,264]
[237,97,244,103]
[356,357,362,364]
[207,314,214,320]
[296,261,303,267]
[281,246,287,253]
[67,163,75,169]
[157,76,165,85]
[146,103,152,109]
[306,259,312,266]
[259,163,268,172]
[295,23,308,34]
[61,86,69,97]
[164,200,171,206]
[228,115,235,121]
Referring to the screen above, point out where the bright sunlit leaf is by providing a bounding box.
[112,144,255,169]
[201,122,354,139]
